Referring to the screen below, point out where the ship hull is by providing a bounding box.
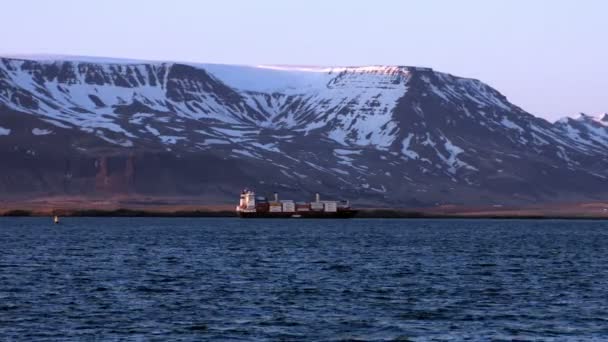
[237,210,358,219]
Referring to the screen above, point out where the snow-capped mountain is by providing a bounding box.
[0,55,606,205]
[554,113,608,151]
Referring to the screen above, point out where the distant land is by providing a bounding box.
[2,196,608,220]
[0,55,607,212]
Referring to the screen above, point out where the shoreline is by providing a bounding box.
[2,208,608,220]
[2,197,608,220]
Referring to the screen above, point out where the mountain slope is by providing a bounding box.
[0,56,606,206]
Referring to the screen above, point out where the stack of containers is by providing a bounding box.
[281,200,295,213]
[296,202,310,212]
[269,202,282,212]
[322,201,337,212]
[255,196,269,213]
[255,203,269,213]
[310,201,324,211]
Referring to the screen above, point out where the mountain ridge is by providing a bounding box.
[4,53,604,122]
[0,55,606,206]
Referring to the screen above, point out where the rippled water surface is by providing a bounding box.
[2,218,608,340]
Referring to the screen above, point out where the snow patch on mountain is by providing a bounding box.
[144,125,160,136]
[32,128,52,135]
[96,132,133,147]
[401,133,419,160]
[500,117,524,132]
[204,138,231,145]
[203,64,330,93]
[334,149,362,155]
[159,136,186,145]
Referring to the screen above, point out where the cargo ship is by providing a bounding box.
[236,189,357,218]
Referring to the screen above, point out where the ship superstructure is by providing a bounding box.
[236,190,357,218]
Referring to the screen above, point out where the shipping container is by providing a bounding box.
[296,202,310,212]
[255,203,270,213]
[269,202,282,212]
[282,201,295,212]
[323,201,337,212]
[310,202,324,211]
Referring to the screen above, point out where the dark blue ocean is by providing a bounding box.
[1,218,608,341]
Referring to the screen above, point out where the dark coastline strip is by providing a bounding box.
[1,208,608,220]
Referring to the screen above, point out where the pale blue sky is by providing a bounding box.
[1,0,606,120]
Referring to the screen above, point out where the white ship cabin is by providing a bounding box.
[238,189,257,212]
